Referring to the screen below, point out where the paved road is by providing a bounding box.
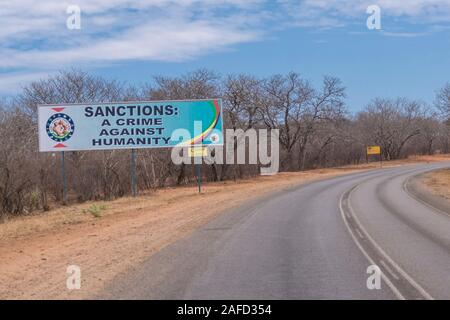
[100,163,450,300]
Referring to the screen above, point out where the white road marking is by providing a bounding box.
[340,182,435,300]
[354,228,365,239]
[379,259,400,281]
[339,187,405,300]
[403,175,450,218]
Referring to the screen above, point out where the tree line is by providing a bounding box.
[1,69,449,217]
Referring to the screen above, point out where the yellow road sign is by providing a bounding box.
[367,146,381,155]
[188,146,208,157]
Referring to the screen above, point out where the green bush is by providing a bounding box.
[83,204,106,218]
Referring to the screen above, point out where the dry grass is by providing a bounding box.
[0,154,449,299]
[421,168,450,200]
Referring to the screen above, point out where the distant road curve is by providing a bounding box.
[99,162,450,300]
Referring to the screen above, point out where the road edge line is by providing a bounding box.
[403,175,450,219]
[339,186,405,300]
[340,184,434,300]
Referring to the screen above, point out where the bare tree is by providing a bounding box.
[261,73,345,170]
[297,76,346,170]
[0,69,448,218]
[436,83,450,119]
[260,72,314,170]
[357,98,424,160]
[222,74,264,179]
[416,116,441,155]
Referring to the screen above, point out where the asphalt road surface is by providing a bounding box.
[100,162,450,300]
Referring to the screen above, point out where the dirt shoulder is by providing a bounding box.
[411,167,450,215]
[420,168,450,201]
[1,154,449,299]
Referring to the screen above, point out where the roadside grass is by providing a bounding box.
[83,204,107,218]
[421,168,450,200]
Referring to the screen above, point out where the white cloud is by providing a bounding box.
[279,0,450,27]
[0,0,267,67]
[381,31,428,38]
[0,0,269,92]
[0,71,55,95]
[1,21,260,68]
[1,0,450,94]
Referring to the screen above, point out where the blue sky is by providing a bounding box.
[2,0,450,111]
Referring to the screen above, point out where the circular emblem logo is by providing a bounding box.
[46,113,75,142]
[209,133,220,143]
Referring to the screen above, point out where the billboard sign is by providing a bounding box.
[367,146,381,155]
[188,146,208,158]
[38,99,223,152]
